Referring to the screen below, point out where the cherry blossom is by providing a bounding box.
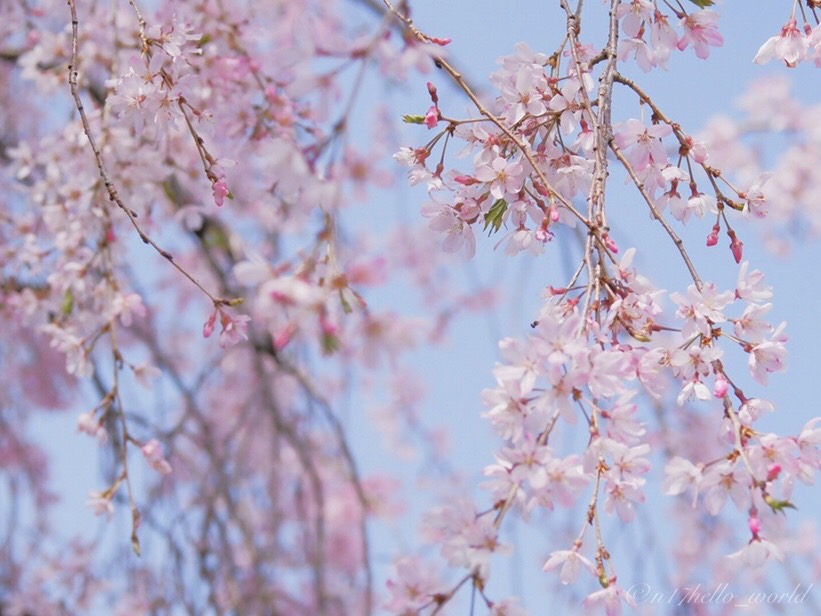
[727,537,785,569]
[420,198,477,258]
[614,119,671,170]
[671,282,735,337]
[662,457,703,506]
[754,20,809,67]
[617,0,654,39]
[677,10,724,59]
[543,548,596,585]
[474,155,525,200]
[747,322,788,385]
[582,582,637,616]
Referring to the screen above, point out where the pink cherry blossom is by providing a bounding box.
[727,538,785,569]
[748,322,788,385]
[474,155,525,200]
[677,10,724,59]
[616,0,654,39]
[385,557,446,613]
[543,549,596,584]
[421,199,477,258]
[618,37,656,72]
[614,119,671,170]
[218,311,251,348]
[671,282,735,336]
[582,582,637,616]
[701,461,751,515]
[211,177,229,207]
[423,104,440,128]
[662,457,703,506]
[754,20,809,67]
[650,11,679,66]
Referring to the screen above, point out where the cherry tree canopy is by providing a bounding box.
[1,0,821,614]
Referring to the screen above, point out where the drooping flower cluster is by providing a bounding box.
[616,1,723,71]
[754,17,821,68]
[387,0,821,613]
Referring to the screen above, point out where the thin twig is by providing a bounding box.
[66,0,228,308]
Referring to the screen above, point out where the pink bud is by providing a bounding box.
[731,239,743,263]
[429,37,452,46]
[767,464,781,482]
[320,316,339,336]
[426,81,439,104]
[453,175,478,186]
[424,105,439,129]
[203,310,217,339]
[706,224,720,247]
[273,324,297,350]
[728,231,743,264]
[713,374,729,398]
[748,514,761,538]
[212,178,229,207]
[602,233,619,254]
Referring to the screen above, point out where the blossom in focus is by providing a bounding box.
[212,178,229,207]
[678,10,724,59]
[754,20,809,67]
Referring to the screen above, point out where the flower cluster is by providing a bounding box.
[390,1,821,612]
[617,2,723,71]
[754,18,821,68]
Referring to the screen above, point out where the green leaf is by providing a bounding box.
[339,290,353,314]
[765,495,797,514]
[203,223,230,251]
[402,114,425,125]
[483,198,508,234]
[321,332,341,355]
[61,289,74,316]
[687,0,715,7]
